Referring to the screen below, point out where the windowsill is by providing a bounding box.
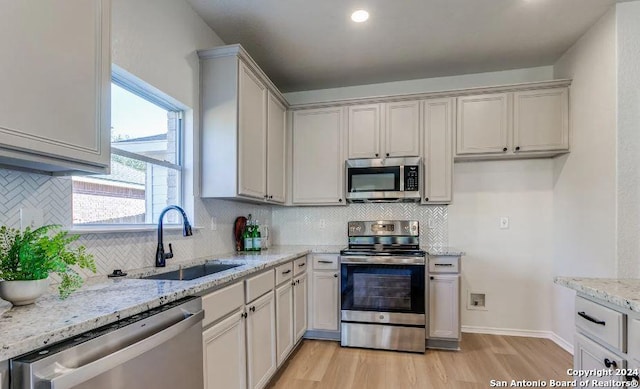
[67,225,205,235]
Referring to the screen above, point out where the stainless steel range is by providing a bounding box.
[340,220,426,353]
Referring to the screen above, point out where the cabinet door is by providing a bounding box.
[574,333,625,388]
[456,93,509,155]
[246,292,277,389]
[385,100,420,157]
[423,98,453,204]
[311,271,339,331]
[275,282,294,367]
[513,88,569,153]
[203,309,247,389]
[294,273,308,342]
[348,104,381,159]
[267,92,286,203]
[428,274,460,340]
[292,108,345,205]
[0,0,110,173]
[238,61,268,199]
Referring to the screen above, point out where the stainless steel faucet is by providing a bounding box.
[156,205,193,267]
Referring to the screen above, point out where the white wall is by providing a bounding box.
[616,1,640,276]
[552,7,618,347]
[284,66,554,105]
[448,160,555,335]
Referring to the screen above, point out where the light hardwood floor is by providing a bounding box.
[267,333,572,389]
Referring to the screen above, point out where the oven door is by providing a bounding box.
[340,259,425,326]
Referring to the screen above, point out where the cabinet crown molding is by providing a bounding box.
[289,79,572,111]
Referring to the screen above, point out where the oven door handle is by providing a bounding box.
[39,310,204,389]
[340,255,425,265]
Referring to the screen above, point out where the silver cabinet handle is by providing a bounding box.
[42,310,204,389]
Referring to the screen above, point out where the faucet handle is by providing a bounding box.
[166,243,174,259]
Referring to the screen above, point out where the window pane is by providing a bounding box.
[111,84,178,164]
[72,81,183,226]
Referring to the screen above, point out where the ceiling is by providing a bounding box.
[187,0,615,92]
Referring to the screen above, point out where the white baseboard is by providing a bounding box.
[461,326,573,355]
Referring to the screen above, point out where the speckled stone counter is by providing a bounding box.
[425,247,465,256]
[554,277,640,313]
[0,247,320,361]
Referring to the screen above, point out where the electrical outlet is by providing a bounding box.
[500,217,509,229]
[319,219,326,229]
[20,208,43,230]
[210,217,217,231]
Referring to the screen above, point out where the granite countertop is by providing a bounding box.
[555,277,640,313]
[0,246,321,362]
[425,247,465,256]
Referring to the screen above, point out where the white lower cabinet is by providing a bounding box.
[203,309,247,389]
[428,274,460,340]
[294,273,308,342]
[275,281,294,366]
[246,291,277,389]
[310,255,340,332]
[574,333,625,388]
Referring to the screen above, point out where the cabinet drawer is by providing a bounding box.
[293,256,307,276]
[275,262,293,285]
[428,256,460,273]
[202,282,244,327]
[245,270,275,303]
[575,296,625,352]
[574,332,626,384]
[313,255,338,270]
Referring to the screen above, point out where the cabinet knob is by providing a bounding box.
[297,279,300,284]
[338,199,343,203]
[375,153,379,157]
[292,282,296,286]
[503,147,508,152]
[424,197,429,202]
[334,274,338,278]
[386,153,390,157]
[515,146,521,151]
[250,306,256,312]
[604,358,617,368]
[269,195,273,199]
[430,276,434,280]
[241,312,247,319]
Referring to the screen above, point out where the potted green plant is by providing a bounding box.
[0,224,96,305]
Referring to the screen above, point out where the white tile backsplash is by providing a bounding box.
[271,203,448,249]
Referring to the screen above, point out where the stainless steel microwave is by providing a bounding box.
[345,157,421,202]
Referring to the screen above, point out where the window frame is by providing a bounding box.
[71,65,188,229]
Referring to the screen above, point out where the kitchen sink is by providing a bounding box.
[141,263,242,281]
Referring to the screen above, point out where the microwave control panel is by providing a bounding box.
[404,165,419,191]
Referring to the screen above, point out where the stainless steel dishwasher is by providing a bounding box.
[10,296,204,389]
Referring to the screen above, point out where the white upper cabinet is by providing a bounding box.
[238,62,268,199]
[347,101,420,159]
[292,107,346,205]
[267,92,287,203]
[422,98,454,204]
[385,100,421,157]
[348,104,381,159]
[455,85,570,160]
[199,45,288,203]
[456,93,510,156]
[0,0,111,174]
[513,88,569,153]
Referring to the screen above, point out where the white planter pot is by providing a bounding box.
[0,278,50,306]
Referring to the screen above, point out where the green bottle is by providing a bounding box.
[253,220,262,251]
[243,220,253,252]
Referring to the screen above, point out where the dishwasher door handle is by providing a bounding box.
[42,309,204,389]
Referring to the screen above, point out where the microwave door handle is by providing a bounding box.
[399,165,404,191]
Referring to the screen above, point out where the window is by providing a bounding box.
[72,80,183,226]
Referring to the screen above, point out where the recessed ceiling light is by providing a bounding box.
[351,10,369,23]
